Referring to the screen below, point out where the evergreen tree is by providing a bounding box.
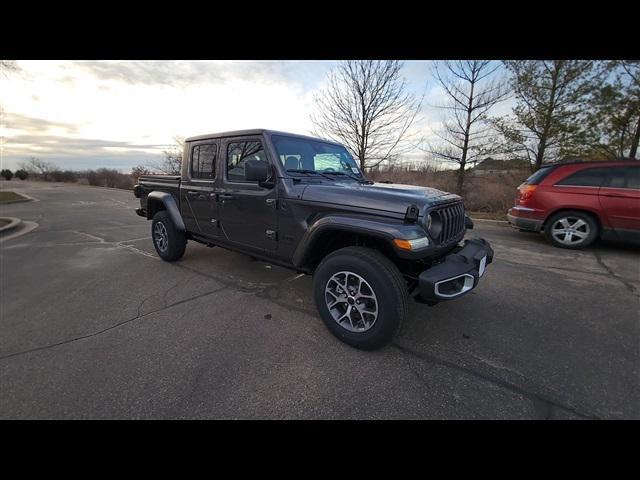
[494,60,601,170]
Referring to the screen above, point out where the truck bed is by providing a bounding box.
[134,175,181,210]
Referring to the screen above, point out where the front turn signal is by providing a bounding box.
[393,237,430,251]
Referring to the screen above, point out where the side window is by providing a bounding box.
[624,167,640,189]
[601,167,639,190]
[607,168,626,188]
[226,140,268,183]
[190,143,217,180]
[556,168,609,187]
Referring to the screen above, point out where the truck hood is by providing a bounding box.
[301,181,461,215]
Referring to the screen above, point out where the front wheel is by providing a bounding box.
[312,246,408,350]
[151,210,187,261]
[544,211,598,249]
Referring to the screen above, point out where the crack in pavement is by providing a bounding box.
[2,225,623,418]
[0,286,228,362]
[1,229,155,256]
[175,261,316,316]
[255,273,315,316]
[392,343,600,420]
[162,279,185,308]
[592,250,638,296]
[174,262,300,294]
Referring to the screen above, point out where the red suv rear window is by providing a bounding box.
[523,165,555,185]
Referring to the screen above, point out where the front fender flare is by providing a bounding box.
[146,191,185,231]
[291,214,427,269]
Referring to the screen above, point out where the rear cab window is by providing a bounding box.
[190,143,217,180]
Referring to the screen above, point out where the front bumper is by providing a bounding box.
[415,238,493,302]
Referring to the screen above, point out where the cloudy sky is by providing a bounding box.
[0,60,511,172]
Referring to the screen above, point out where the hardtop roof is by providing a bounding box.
[185,129,343,145]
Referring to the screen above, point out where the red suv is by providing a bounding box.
[507,160,640,249]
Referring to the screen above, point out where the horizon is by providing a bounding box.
[0,60,513,173]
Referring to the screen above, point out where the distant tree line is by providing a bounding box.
[8,157,136,190]
[311,60,639,194]
[5,60,638,198]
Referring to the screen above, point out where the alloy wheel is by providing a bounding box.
[325,271,379,332]
[550,216,590,246]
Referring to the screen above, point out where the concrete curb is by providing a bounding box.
[0,197,33,204]
[471,217,508,224]
[0,217,22,234]
[0,220,38,243]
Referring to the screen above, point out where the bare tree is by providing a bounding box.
[427,61,510,194]
[311,61,422,171]
[131,165,151,183]
[19,157,59,180]
[0,60,20,78]
[147,136,185,174]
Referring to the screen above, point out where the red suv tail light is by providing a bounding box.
[518,184,537,203]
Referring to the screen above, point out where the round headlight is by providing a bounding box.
[427,212,443,239]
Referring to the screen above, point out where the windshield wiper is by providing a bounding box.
[321,171,374,184]
[286,169,336,181]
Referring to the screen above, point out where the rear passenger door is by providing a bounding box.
[180,141,220,238]
[599,166,640,240]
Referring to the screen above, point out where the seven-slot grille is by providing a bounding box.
[434,203,465,244]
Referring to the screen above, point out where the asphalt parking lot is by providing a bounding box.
[1,181,638,419]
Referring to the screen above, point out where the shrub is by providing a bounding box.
[49,170,78,183]
[367,166,525,213]
[131,165,151,183]
[463,175,518,213]
[1,169,14,180]
[14,169,29,180]
[84,168,133,190]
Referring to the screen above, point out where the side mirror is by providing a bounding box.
[245,159,274,188]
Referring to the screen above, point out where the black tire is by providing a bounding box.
[544,210,598,249]
[312,246,408,350]
[151,210,187,261]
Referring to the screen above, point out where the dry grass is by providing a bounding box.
[368,166,529,213]
[0,191,29,204]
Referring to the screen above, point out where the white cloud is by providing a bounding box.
[1,60,335,171]
[1,60,513,173]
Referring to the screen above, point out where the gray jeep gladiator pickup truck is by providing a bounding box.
[134,129,493,350]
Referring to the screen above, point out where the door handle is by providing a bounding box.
[186,191,199,196]
[220,194,234,200]
[602,193,627,198]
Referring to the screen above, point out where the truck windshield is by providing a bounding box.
[271,135,363,178]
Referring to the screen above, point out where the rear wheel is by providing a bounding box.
[151,210,187,261]
[312,246,408,350]
[544,211,598,249]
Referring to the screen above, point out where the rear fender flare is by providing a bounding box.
[146,191,185,231]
